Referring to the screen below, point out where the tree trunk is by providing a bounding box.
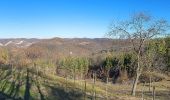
[131,73,140,96]
[131,54,141,96]
[149,76,152,92]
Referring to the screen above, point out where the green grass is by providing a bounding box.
[0,67,169,100]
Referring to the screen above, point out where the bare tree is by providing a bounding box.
[108,12,169,96]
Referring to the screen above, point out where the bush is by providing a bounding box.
[116,70,129,84]
[139,72,166,83]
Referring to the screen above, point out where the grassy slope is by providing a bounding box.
[0,67,169,100]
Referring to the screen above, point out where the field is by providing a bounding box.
[0,65,169,100]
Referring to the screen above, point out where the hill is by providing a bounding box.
[0,38,40,48]
[30,37,115,57]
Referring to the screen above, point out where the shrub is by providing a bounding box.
[139,72,166,83]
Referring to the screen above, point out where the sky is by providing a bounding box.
[0,0,169,38]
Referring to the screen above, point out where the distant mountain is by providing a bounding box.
[30,37,129,57]
[0,38,40,48]
[0,37,131,57]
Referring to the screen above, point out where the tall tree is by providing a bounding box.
[108,12,169,96]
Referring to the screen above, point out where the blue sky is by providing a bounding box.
[0,0,169,38]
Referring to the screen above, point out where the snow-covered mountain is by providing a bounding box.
[0,38,40,48]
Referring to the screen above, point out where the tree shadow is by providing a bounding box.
[0,91,23,100]
[36,83,45,100]
[12,69,24,99]
[0,66,24,100]
[13,81,23,99]
[0,65,95,100]
[24,68,31,100]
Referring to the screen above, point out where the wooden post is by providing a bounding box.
[65,77,68,91]
[84,80,86,100]
[142,82,146,100]
[152,86,155,100]
[74,66,76,88]
[106,77,108,100]
[149,76,152,92]
[92,72,96,100]
[95,73,96,100]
